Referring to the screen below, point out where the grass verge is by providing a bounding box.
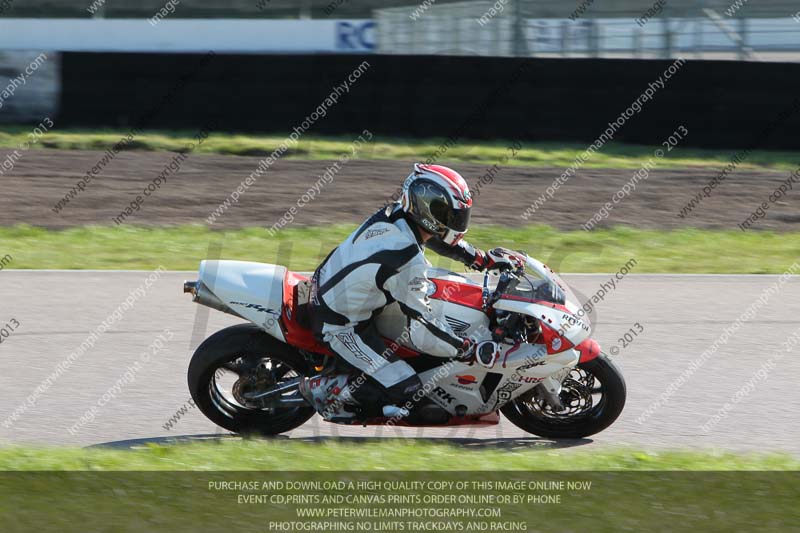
[3,126,800,170]
[0,440,797,470]
[2,224,799,273]
[0,442,795,531]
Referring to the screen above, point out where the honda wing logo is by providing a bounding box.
[445,316,470,336]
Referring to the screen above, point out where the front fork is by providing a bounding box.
[535,366,574,411]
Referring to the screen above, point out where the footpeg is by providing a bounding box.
[301,374,359,420]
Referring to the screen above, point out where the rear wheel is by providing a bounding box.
[500,354,626,439]
[188,324,315,436]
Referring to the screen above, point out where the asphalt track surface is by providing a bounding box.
[1,270,799,455]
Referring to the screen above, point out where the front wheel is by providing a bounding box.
[188,324,316,436]
[501,354,626,439]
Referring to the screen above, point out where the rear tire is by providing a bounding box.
[188,324,315,436]
[501,354,626,439]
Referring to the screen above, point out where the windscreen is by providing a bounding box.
[500,274,566,305]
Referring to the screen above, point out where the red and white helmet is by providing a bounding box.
[400,163,473,245]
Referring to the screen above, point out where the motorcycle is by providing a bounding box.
[182,253,626,439]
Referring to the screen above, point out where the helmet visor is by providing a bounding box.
[430,199,471,232]
[446,206,471,232]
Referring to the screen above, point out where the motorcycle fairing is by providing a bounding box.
[493,298,591,349]
[281,271,332,355]
[413,344,580,416]
[198,260,286,341]
[196,259,592,418]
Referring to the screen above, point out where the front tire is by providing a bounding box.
[188,324,315,436]
[501,354,626,439]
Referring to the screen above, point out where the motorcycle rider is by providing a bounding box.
[305,163,523,420]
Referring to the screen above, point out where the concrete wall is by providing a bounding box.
[56,52,800,150]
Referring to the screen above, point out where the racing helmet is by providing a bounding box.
[400,163,473,245]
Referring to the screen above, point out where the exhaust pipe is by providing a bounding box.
[183,280,198,295]
[182,279,243,318]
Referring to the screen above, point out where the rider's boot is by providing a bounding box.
[381,405,410,419]
[299,374,359,421]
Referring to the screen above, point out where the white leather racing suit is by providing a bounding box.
[309,203,482,411]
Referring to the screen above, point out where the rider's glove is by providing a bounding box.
[475,341,499,369]
[455,339,500,367]
[471,247,524,272]
[454,338,476,362]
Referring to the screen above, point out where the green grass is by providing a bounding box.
[0,440,797,470]
[0,442,796,532]
[4,126,800,170]
[3,224,799,273]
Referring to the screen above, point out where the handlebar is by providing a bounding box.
[481,268,521,310]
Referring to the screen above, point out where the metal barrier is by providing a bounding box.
[376,0,800,62]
